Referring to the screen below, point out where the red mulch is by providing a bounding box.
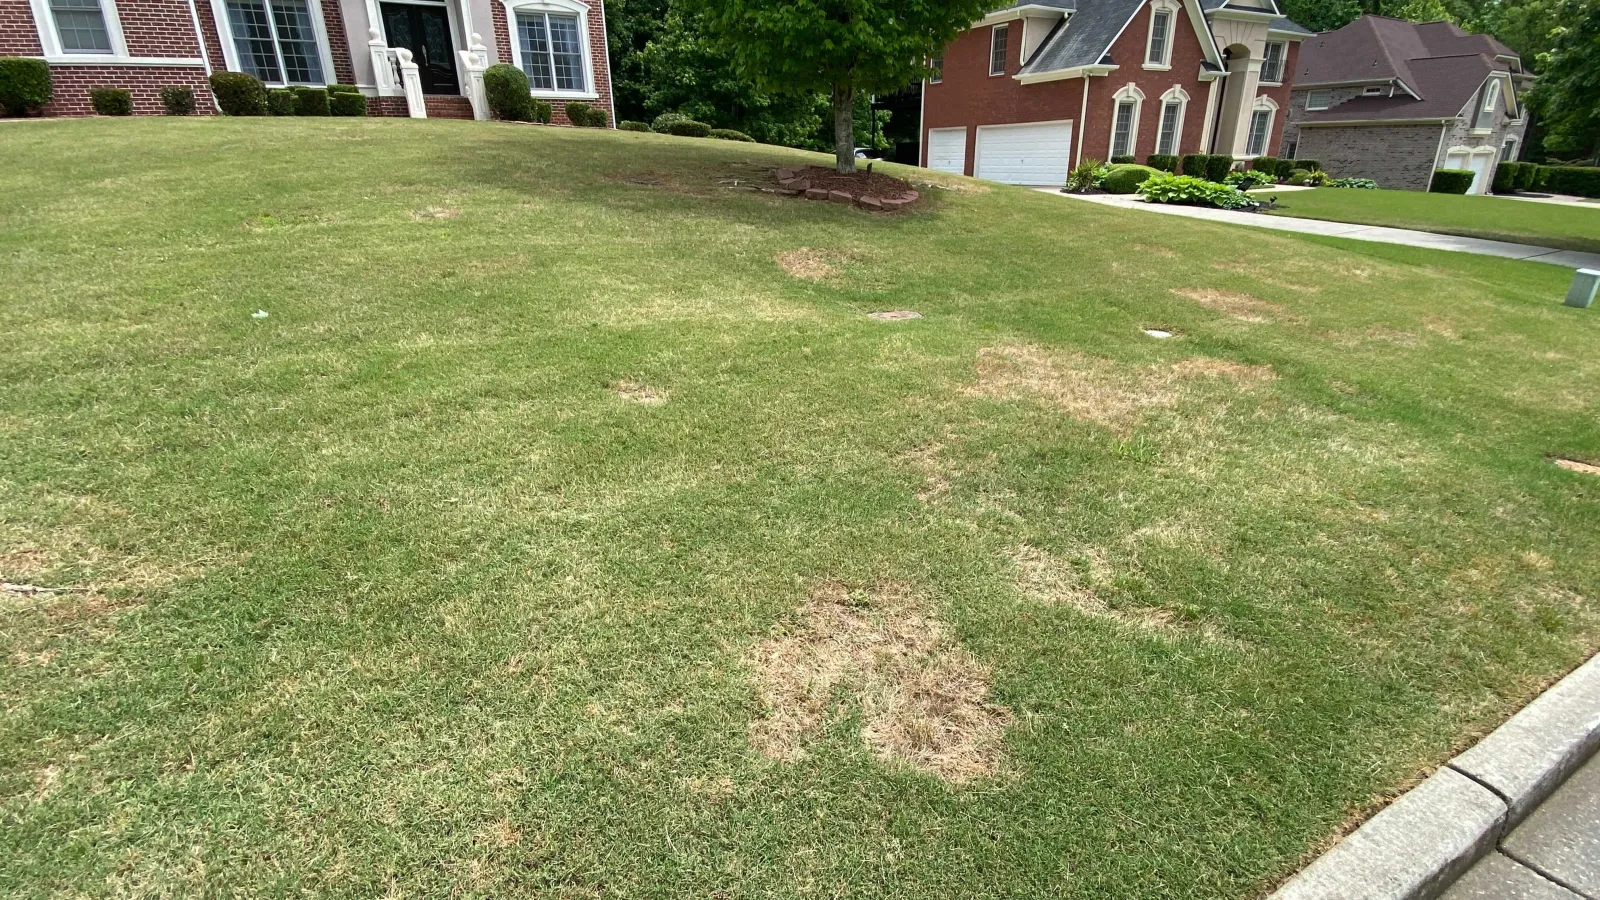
[795,166,915,197]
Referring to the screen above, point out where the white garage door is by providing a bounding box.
[926,127,967,175]
[975,121,1074,185]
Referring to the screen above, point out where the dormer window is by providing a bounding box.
[1473,78,1500,129]
[1145,3,1176,69]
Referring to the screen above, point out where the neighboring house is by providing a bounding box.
[0,0,613,121]
[1280,16,1529,193]
[920,0,1312,185]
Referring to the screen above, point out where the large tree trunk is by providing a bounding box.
[832,85,856,175]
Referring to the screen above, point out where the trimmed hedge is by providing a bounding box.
[0,58,53,116]
[266,88,296,116]
[1493,161,1518,194]
[710,128,754,142]
[1109,154,1136,165]
[1514,161,1538,191]
[532,99,552,123]
[1178,153,1207,177]
[329,90,366,116]
[209,71,266,115]
[660,119,712,138]
[652,112,691,132]
[1429,168,1474,194]
[1204,154,1232,183]
[1252,156,1279,174]
[1102,163,1161,194]
[292,86,329,116]
[1545,166,1600,199]
[90,87,133,116]
[1293,159,1321,173]
[564,100,606,127]
[160,85,195,115]
[619,120,650,132]
[1146,153,1179,172]
[328,83,359,95]
[484,64,533,121]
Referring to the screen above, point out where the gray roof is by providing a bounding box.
[1018,0,1144,74]
[1269,16,1312,35]
[989,0,1076,10]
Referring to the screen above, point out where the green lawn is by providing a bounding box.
[2,118,1598,899]
[1262,186,1600,254]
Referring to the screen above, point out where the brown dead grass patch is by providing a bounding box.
[1211,258,1322,293]
[901,443,952,503]
[747,580,1011,784]
[1170,288,1286,324]
[777,248,841,281]
[1011,544,1186,634]
[1554,458,1600,476]
[1134,243,1178,259]
[1169,358,1277,381]
[410,206,460,220]
[613,379,668,405]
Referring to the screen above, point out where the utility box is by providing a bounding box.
[1567,269,1599,309]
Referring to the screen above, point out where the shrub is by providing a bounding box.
[1145,153,1179,173]
[1204,154,1232,183]
[564,100,606,127]
[1102,163,1161,194]
[710,128,754,142]
[1139,172,1259,210]
[660,119,713,138]
[532,99,553,124]
[1531,165,1550,190]
[160,85,195,116]
[1294,159,1322,173]
[1285,167,1311,186]
[0,58,53,116]
[1065,157,1102,193]
[327,83,359,95]
[1493,161,1518,193]
[1429,168,1474,194]
[652,111,691,132]
[89,87,133,116]
[1514,161,1538,191]
[209,71,266,116]
[1303,170,1330,187]
[1179,153,1208,177]
[1545,165,1600,198]
[329,90,366,116]
[1274,158,1298,179]
[1252,156,1279,174]
[619,120,651,132]
[1225,169,1274,190]
[483,63,533,121]
[266,88,296,116]
[1109,154,1136,165]
[1329,177,1378,189]
[292,86,329,116]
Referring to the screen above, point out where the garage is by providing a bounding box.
[974,121,1074,185]
[926,127,968,175]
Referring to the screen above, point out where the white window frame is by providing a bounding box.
[1108,83,1145,159]
[1143,0,1178,70]
[1305,89,1331,111]
[26,0,162,62]
[502,0,597,99]
[1472,77,1501,132]
[989,23,1008,76]
[1154,84,1188,156]
[209,0,336,86]
[1259,40,1285,85]
[930,55,943,84]
[1244,94,1277,157]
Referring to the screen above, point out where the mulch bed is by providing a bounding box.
[775,166,920,212]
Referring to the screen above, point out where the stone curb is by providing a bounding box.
[1270,652,1600,900]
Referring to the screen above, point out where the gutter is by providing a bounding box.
[1299,117,1454,126]
[1016,63,1115,85]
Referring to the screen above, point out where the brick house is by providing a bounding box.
[921,0,1312,185]
[1279,16,1529,193]
[0,0,613,122]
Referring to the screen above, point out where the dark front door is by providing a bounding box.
[380,2,458,95]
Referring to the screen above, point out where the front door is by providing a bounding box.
[381,2,458,95]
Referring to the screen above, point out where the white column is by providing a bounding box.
[459,32,489,120]
[395,46,427,117]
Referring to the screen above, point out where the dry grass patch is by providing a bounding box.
[900,442,952,503]
[1554,458,1600,476]
[410,207,460,221]
[1169,358,1277,382]
[612,379,668,405]
[1012,543,1181,632]
[747,580,1011,784]
[1169,288,1287,324]
[776,248,842,281]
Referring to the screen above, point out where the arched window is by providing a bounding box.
[1109,83,1145,159]
[1155,84,1188,156]
[1244,94,1277,157]
[1143,0,1179,69]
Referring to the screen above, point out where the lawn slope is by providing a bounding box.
[1,118,1598,899]
[1262,186,1600,253]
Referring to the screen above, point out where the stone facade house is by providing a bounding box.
[0,0,613,122]
[920,0,1312,185]
[1279,16,1528,193]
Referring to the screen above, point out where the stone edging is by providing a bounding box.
[1270,651,1600,900]
[775,168,919,212]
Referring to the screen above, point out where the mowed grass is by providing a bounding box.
[1261,185,1600,254]
[2,117,1598,899]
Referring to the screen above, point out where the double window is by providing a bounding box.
[1260,41,1284,83]
[50,0,112,53]
[989,24,1008,76]
[226,0,324,84]
[518,11,585,91]
[1146,9,1171,66]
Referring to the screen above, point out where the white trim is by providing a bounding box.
[976,3,1068,26]
[1207,7,1277,21]
[1155,83,1189,156]
[29,0,129,57]
[1301,118,1454,127]
[1198,74,1219,150]
[500,0,599,99]
[1076,70,1091,166]
[1108,82,1144,159]
[989,22,1009,76]
[1143,0,1178,70]
[1015,63,1116,85]
[38,55,207,65]
[209,0,338,87]
[1304,88,1331,111]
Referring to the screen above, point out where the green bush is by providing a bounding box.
[1429,169,1474,194]
[483,63,533,121]
[1225,169,1274,190]
[328,90,366,116]
[651,111,691,132]
[710,128,754,142]
[266,88,296,116]
[1139,172,1259,210]
[327,83,359,95]
[1532,165,1550,190]
[0,58,53,116]
[1329,177,1378,189]
[1273,158,1296,179]
[1178,153,1206,177]
[1493,161,1518,193]
[292,86,329,116]
[89,87,133,116]
[1285,167,1311,185]
[1065,157,1103,193]
[660,119,712,138]
[209,71,266,115]
[160,85,195,116]
[1145,153,1179,173]
[619,120,651,132]
[1252,156,1279,174]
[532,99,553,123]
[1109,154,1136,165]
[1544,165,1600,198]
[563,100,606,127]
[1514,161,1538,191]
[1303,170,1330,187]
[1204,154,1232,183]
[1294,159,1321,173]
[1102,164,1161,194]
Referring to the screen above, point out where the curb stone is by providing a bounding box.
[1270,653,1600,900]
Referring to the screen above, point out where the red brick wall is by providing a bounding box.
[320,0,356,86]
[1,0,44,55]
[39,64,214,115]
[488,0,612,126]
[115,0,205,57]
[923,2,1217,172]
[194,2,228,77]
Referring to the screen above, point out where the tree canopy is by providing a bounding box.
[1527,0,1600,158]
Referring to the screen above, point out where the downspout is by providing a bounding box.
[1076,72,1090,166]
[184,0,220,112]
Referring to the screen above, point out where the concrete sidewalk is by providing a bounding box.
[1044,190,1600,270]
[1443,753,1600,899]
